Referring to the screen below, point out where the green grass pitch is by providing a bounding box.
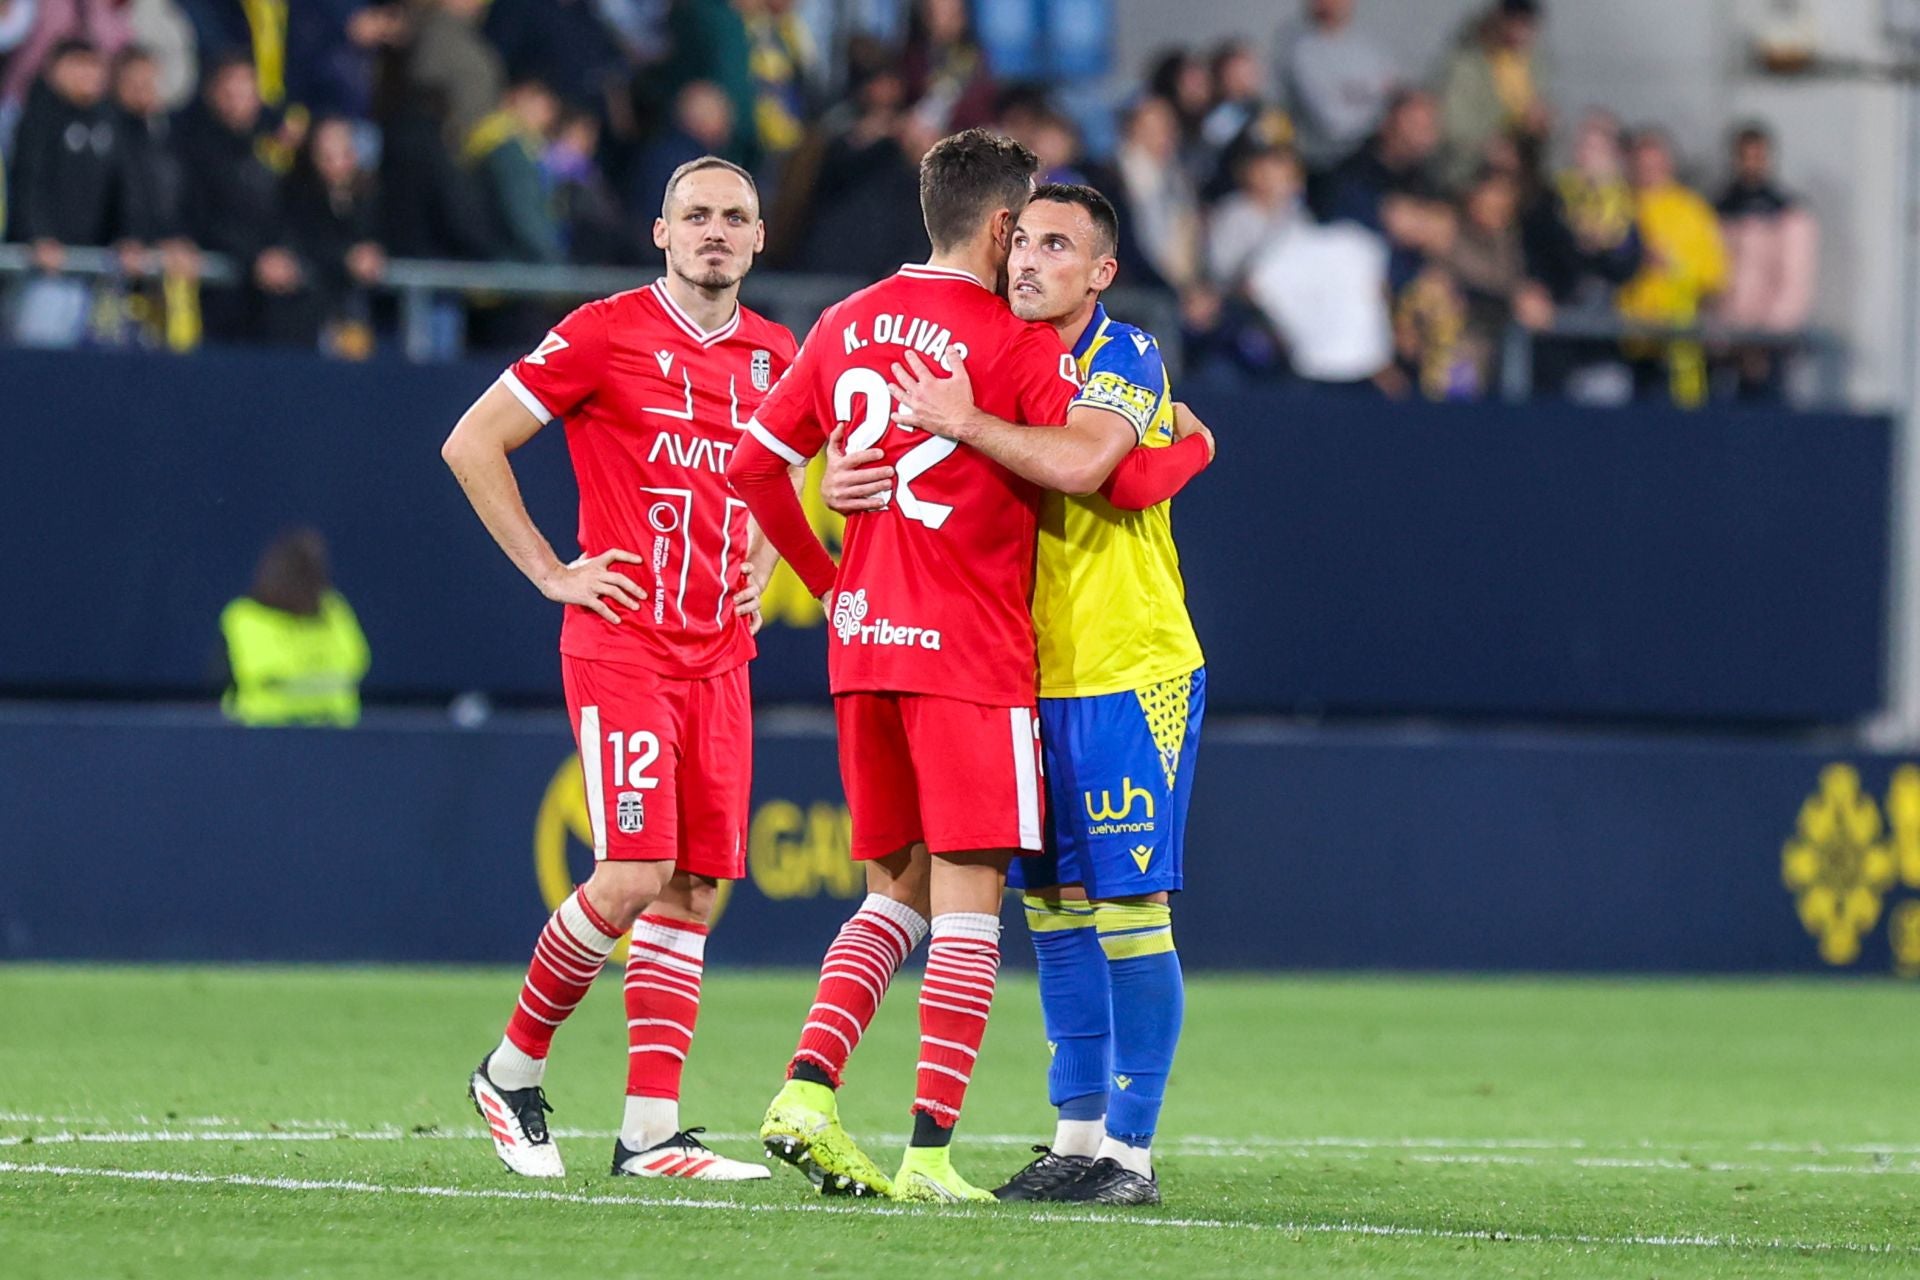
[3,965,1918,1278]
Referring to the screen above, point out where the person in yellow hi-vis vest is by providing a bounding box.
[220,528,369,726]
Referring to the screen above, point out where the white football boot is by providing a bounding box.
[611,1128,772,1180]
[469,1057,566,1178]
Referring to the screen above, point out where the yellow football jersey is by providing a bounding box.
[1034,305,1204,699]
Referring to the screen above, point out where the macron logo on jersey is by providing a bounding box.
[831,588,943,651]
[525,332,569,365]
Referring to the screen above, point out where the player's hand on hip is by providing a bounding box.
[734,565,767,636]
[540,549,644,625]
[1172,401,1217,463]
[886,349,978,441]
[823,424,894,513]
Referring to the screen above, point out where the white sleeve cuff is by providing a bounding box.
[745,416,808,465]
[498,370,554,425]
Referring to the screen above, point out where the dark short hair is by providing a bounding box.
[1733,120,1773,149]
[1028,182,1120,257]
[47,37,102,64]
[661,156,760,218]
[919,127,1040,251]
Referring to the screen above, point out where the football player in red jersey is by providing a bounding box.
[728,129,1135,1202]
[442,158,799,1183]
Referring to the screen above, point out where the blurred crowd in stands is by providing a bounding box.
[0,0,1819,404]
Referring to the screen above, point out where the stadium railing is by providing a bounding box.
[0,245,1186,374]
[1498,314,1850,407]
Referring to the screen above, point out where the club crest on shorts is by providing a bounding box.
[750,349,771,392]
[616,790,645,835]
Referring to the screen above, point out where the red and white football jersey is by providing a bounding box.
[745,264,1078,706]
[500,280,797,678]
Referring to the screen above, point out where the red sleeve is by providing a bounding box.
[500,301,610,423]
[746,317,829,463]
[728,433,838,599]
[1005,323,1079,426]
[1099,434,1212,511]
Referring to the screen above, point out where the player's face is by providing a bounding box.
[654,170,765,292]
[1007,200,1118,324]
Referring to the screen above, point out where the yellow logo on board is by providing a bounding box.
[1780,763,1920,971]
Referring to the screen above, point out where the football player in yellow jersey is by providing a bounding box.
[824,184,1214,1206]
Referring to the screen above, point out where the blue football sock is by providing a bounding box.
[1023,894,1110,1125]
[1096,901,1183,1149]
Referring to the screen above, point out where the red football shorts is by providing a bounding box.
[562,655,750,878]
[834,691,1044,860]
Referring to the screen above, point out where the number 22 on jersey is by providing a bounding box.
[835,367,956,530]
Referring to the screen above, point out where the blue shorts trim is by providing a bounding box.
[1012,668,1205,898]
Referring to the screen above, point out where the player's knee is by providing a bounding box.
[583,860,673,925]
[655,871,719,924]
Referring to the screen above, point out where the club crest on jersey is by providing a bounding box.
[616,791,645,835]
[751,349,771,391]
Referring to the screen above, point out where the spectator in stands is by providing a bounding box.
[1442,164,1553,395]
[544,107,638,265]
[8,38,146,347]
[124,0,195,110]
[1028,107,1091,186]
[286,2,406,120]
[1207,142,1304,292]
[739,0,819,181]
[1323,87,1443,231]
[1244,144,1394,390]
[1714,121,1817,401]
[406,0,503,153]
[1617,127,1726,406]
[1323,87,1450,288]
[284,115,383,357]
[901,0,997,134]
[1531,108,1641,306]
[219,527,370,728]
[466,77,563,264]
[1,0,132,115]
[181,52,314,344]
[1115,95,1202,293]
[791,50,932,279]
[1437,0,1551,192]
[113,44,201,350]
[372,40,497,263]
[113,46,183,237]
[660,0,756,166]
[1198,37,1292,201]
[1147,47,1213,185]
[633,79,735,219]
[1279,0,1399,177]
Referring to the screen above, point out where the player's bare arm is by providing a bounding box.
[440,381,642,626]
[1172,402,1217,462]
[886,349,1135,496]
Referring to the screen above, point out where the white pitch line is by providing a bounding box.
[8,1128,1920,1179]
[1,1159,1915,1258]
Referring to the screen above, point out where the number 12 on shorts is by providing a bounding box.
[608,730,660,790]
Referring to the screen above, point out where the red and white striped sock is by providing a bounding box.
[621,913,708,1149]
[912,912,1002,1132]
[789,893,929,1086]
[494,888,622,1088]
